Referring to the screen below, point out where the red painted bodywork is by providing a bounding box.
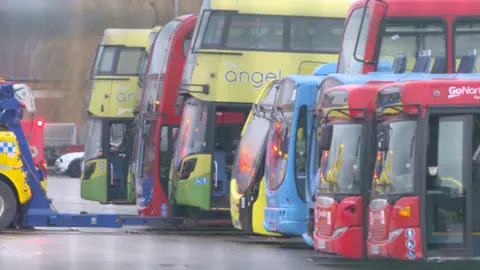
[21,118,45,168]
[367,197,421,260]
[341,0,480,74]
[367,79,480,260]
[386,79,480,108]
[314,196,364,258]
[137,14,198,217]
[313,83,390,258]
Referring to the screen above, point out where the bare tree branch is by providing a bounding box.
[2,0,202,128]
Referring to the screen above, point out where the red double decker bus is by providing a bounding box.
[336,0,480,76]
[133,14,197,217]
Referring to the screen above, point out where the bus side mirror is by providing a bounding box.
[377,123,390,151]
[319,125,333,150]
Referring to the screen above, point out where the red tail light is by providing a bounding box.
[36,120,44,127]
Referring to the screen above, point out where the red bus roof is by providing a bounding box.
[351,0,480,17]
[175,14,196,21]
[380,79,480,108]
[323,83,391,119]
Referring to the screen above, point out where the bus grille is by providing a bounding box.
[370,227,387,241]
[315,222,332,236]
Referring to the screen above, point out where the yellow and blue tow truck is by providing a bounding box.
[0,81,194,231]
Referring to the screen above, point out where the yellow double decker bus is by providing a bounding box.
[170,0,351,221]
[81,28,150,204]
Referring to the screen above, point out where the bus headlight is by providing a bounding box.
[388,228,403,241]
[333,226,349,238]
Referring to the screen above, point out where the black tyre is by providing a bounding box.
[0,181,18,231]
[68,160,81,178]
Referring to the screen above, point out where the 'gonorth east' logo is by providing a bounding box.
[448,86,480,99]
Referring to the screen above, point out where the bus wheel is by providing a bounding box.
[0,181,18,231]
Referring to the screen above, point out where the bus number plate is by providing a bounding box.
[371,245,379,254]
[317,240,326,250]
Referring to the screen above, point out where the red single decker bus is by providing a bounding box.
[369,79,480,260]
[313,83,389,258]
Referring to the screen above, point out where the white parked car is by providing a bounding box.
[55,152,84,178]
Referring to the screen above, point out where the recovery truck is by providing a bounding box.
[0,82,193,231]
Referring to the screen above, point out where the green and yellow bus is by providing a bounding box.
[170,0,351,221]
[81,28,150,204]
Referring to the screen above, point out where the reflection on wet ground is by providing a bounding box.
[0,230,319,270]
[0,177,478,269]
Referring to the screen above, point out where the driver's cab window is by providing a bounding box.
[83,119,104,161]
[266,121,290,190]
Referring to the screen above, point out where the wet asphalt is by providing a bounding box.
[0,176,461,270]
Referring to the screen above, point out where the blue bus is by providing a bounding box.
[263,75,323,235]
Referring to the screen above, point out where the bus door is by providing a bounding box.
[106,120,135,202]
[81,119,135,203]
[211,110,245,209]
[81,119,110,203]
[158,124,179,198]
[423,112,474,258]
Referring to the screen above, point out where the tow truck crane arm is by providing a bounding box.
[0,82,191,230]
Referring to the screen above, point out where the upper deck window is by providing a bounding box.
[377,20,446,73]
[197,12,343,53]
[117,49,145,75]
[290,17,343,53]
[97,47,116,74]
[226,15,284,50]
[453,19,480,73]
[93,46,145,76]
[149,20,181,75]
[337,8,370,74]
